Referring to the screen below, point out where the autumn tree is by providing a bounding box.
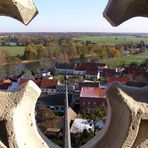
[108,47,121,58]
[0,49,7,64]
[23,44,47,60]
[98,48,106,59]
[36,44,47,59]
[79,53,86,63]
[36,106,56,122]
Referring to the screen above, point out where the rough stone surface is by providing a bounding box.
[81,82,148,148]
[0,0,38,25]
[103,0,148,26]
[0,81,59,148]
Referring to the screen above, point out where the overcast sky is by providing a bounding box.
[0,0,148,33]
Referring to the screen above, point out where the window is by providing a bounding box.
[87,108,90,113]
[55,106,59,111]
[82,101,86,106]
[82,110,85,113]
[88,101,91,106]
[61,106,64,111]
[93,101,96,106]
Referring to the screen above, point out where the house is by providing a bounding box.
[74,63,108,79]
[98,68,118,79]
[20,79,59,94]
[74,64,85,76]
[71,90,80,107]
[55,63,76,75]
[0,79,12,90]
[107,76,130,85]
[19,79,42,87]
[40,71,51,77]
[79,87,106,113]
[17,73,35,83]
[85,70,98,80]
[56,84,75,94]
[37,94,73,113]
[41,79,59,94]
[78,81,99,90]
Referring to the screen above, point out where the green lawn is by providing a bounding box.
[73,35,148,45]
[0,46,25,57]
[103,52,148,67]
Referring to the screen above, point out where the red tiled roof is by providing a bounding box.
[20,79,58,89]
[19,79,42,87]
[3,79,12,84]
[75,63,107,75]
[107,77,130,84]
[40,79,58,89]
[0,79,12,90]
[0,83,11,90]
[80,87,105,98]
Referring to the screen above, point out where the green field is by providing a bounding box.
[73,35,148,45]
[0,46,25,57]
[103,52,148,67]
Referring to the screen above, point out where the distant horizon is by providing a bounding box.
[0,32,148,34]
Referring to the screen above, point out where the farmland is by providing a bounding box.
[103,52,148,67]
[0,46,25,57]
[73,35,148,45]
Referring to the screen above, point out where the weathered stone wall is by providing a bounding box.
[0,81,60,148]
[104,0,148,26]
[0,0,148,148]
[0,0,38,25]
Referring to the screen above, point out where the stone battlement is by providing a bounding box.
[0,0,147,147]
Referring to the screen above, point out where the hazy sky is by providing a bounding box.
[0,0,148,32]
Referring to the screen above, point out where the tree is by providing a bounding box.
[0,49,7,64]
[23,44,47,60]
[140,40,145,49]
[23,44,37,60]
[108,47,121,58]
[36,44,47,59]
[143,58,148,67]
[79,53,86,63]
[98,48,106,59]
[36,106,57,123]
[82,106,106,135]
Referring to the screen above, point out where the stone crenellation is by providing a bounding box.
[0,0,148,148]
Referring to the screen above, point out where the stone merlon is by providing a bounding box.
[0,0,38,25]
[103,0,148,26]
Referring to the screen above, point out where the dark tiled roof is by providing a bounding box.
[126,81,148,87]
[75,63,107,71]
[38,94,72,106]
[102,68,117,74]
[75,63,107,75]
[107,77,130,84]
[55,63,75,69]
[0,83,11,90]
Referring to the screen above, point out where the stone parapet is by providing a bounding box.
[0,81,59,148]
[103,0,148,26]
[0,0,38,25]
